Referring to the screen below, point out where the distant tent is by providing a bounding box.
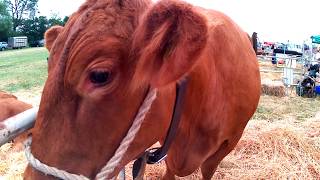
[311,35,320,44]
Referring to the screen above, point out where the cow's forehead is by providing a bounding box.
[47,0,153,90]
[52,0,148,62]
[49,6,119,69]
[46,0,149,96]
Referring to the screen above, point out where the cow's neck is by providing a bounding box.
[131,77,188,178]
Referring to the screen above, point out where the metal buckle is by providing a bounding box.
[146,148,167,164]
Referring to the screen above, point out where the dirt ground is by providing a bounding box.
[12,87,43,107]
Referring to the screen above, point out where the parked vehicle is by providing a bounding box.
[0,42,8,51]
[8,36,28,49]
[38,39,45,47]
[30,39,45,47]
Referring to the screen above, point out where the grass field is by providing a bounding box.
[0,49,319,179]
[0,48,48,93]
[253,95,320,122]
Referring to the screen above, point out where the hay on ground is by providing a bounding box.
[260,72,283,81]
[222,118,320,179]
[261,79,286,97]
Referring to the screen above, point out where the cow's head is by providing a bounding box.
[24,0,207,179]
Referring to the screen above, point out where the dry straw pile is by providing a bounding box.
[261,79,286,97]
[218,117,320,179]
[0,144,27,179]
[260,72,283,81]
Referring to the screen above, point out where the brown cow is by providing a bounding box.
[0,91,32,121]
[0,91,32,149]
[24,0,260,179]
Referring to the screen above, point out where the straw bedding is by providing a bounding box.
[261,79,286,97]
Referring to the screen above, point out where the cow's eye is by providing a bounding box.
[89,71,111,86]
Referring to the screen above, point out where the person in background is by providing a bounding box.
[271,44,277,64]
[316,47,320,61]
[308,63,320,78]
[252,32,258,55]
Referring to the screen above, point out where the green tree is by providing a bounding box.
[4,0,38,31]
[19,16,66,46]
[0,0,12,41]
[48,16,63,27]
[62,16,69,25]
[19,16,46,46]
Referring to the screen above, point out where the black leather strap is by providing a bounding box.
[132,77,188,178]
[147,77,188,164]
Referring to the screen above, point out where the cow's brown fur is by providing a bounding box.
[0,91,32,121]
[24,0,260,179]
[0,91,16,99]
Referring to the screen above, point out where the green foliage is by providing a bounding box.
[0,1,10,17]
[0,0,12,41]
[19,16,67,46]
[0,0,68,44]
[48,16,66,27]
[19,16,48,46]
[63,16,69,24]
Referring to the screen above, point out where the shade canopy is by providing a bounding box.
[311,35,320,44]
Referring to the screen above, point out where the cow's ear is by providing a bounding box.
[132,0,208,87]
[45,26,63,51]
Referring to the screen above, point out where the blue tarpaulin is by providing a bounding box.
[311,35,320,44]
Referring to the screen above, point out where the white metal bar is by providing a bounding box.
[0,107,38,146]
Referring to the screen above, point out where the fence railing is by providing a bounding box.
[257,54,308,88]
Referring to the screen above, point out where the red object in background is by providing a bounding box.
[278,59,285,64]
[264,42,275,46]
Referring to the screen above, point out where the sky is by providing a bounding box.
[38,0,320,43]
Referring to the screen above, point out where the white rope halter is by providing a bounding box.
[25,89,158,180]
